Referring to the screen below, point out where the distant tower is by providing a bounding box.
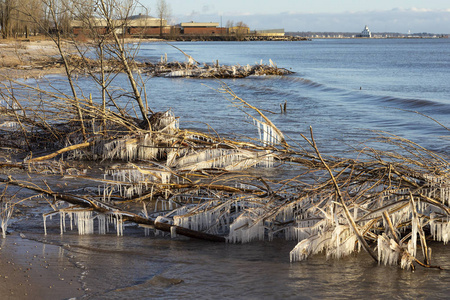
[360,25,371,38]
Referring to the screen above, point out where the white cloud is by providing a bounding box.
[410,7,432,12]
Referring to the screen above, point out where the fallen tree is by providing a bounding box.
[0,0,449,271]
[1,78,449,270]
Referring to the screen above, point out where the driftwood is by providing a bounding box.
[150,60,294,78]
[22,53,294,79]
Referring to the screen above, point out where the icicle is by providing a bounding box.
[97,214,106,235]
[377,234,402,266]
[227,216,264,244]
[170,226,177,238]
[114,213,123,236]
[72,211,94,235]
[43,214,47,235]
[69,212,73,231]
[59,211,65,235]
[290,239,312,262]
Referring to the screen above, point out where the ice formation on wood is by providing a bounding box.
[254,118,284,146]
[430,213,450,244]
[100,165,173,199]
[0,121,21,130]
[7,87,444,271]
[1,201,14,239]
[170,148,274,171]
[227,215,264,243]
[43,207,124,236]
[377,234,402,266]
[93,110,179,161]
[173,200,231,234]
[287,176,450,268]
[161,175,449,269]
[165,70,194,77]
[35,159,448,271]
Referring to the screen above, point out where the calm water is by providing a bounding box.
[17,39,450,298]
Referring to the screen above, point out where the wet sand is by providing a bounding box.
[0,233,84,299]
[0,39,84,298]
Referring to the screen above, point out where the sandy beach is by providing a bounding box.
[0,38,67,79]
[0,37,158,80]
[0,233,84,300]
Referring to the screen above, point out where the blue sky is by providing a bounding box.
[140,0,450,33]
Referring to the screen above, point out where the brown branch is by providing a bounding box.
[27,141,94,163]
[302,126,379,262]
[0,176,225,242]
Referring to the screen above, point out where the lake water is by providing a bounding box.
[137,38,450,156]
[15,38,450,299]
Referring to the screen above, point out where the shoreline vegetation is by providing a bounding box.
[1,10,449,299]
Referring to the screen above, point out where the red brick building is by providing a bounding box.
[71,18,109,36]
[126,14,170,36]
[180,22,226,35]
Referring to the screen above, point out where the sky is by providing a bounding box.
[140,0,450,33]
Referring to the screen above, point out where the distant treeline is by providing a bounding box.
[1,0,50,39]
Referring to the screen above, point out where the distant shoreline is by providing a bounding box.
[305,36,448,39]
[286,32,449,39]
[0,35,446,80]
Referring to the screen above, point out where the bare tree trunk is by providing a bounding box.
[156,0,170,39]
[46,0,87,139]
[1,0,13,39]
[99,0,150,128]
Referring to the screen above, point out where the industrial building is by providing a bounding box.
[126,14,170,36]
[70,14,171,37]
[71,18,109,36]
[71,16,284,39]
[179,22,226,35]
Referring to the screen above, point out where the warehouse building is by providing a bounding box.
[71,14,170,37]
[179,22,226,35]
